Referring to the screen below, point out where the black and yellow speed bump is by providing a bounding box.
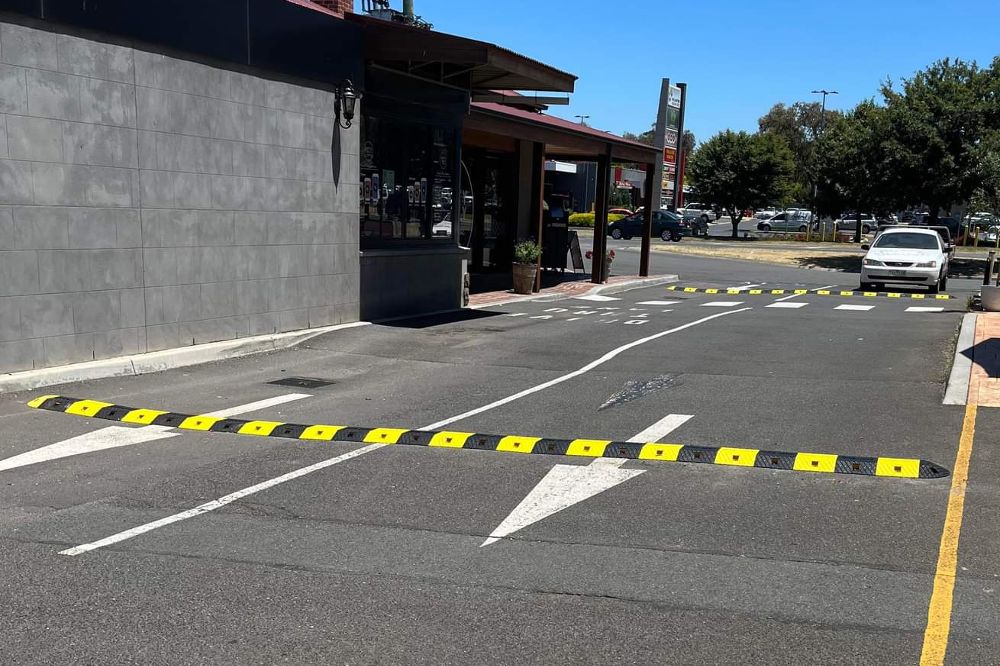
[26,396,950,480]
[666,285,953,300]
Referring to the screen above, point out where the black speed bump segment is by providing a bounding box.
[26,396,950,481]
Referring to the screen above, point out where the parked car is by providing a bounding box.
[608,207,633,217]
[678,202,718,223]
[860,227,952,293]
[607,210,683,242]
[821,214,878,235]
[681,210,710,237]
[756,211,812,232]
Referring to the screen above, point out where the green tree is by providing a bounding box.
[758,101,839,204]
[687,131,795,239]
[815,101,896,242]
[880,58,994,222]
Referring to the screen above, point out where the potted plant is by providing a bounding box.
[585,248,616,280]
[512,240,542,294]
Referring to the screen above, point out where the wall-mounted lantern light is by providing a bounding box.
[336,79,361,129]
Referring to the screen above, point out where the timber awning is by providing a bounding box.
[467,102,660,164]
[347,14,576,93]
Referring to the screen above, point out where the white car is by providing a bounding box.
[679,202,718,222]
[860,227,951,293]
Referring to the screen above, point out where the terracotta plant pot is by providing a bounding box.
[512,262,537,294]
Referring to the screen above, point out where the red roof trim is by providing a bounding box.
[471,102,655,154]
[285,0,341,18]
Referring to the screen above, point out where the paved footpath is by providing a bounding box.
[1,259,997,665]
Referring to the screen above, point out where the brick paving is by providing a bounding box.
[969,313,1000,407]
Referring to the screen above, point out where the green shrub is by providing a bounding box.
[569,213,626,228]
[513,240,542,264]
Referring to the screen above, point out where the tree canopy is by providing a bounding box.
[758,101,840,204]
[687,130,795,238]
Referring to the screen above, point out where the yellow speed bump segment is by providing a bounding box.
[665,285,952,299]
[27,396,951,482]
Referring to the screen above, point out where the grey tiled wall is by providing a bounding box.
[0,21,360,373]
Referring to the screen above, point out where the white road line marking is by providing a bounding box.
[529,315,553,319]
[623,320,648,325]
[1,394,311,473]
[766,302,809,309]
[567,318,581,321]
[597,319,620,324]
[574,294,621,302]
[813,284,839,291]
[835,304,875,311]
[505,313,527,317]
[701,301,744,307]
[773,293,803,302]
[573,310,599,315]
[626,414,694,443]
[661,309,674,313]
[424,307,751,431]
[544,308,569,313]
[906,306,945,313]
[480,414,693,546]
[60,444,385,556]
[61,311,750,556]
[731,283,765,291]
[637,300,680,305]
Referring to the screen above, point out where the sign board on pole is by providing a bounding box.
[663,148,677,164]
[664,129,678,149]
[668,85,682,109]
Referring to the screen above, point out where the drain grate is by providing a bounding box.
[267,377,336,389]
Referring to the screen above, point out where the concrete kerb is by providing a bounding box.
[944,313,977,405]
[0,322,370,394]
[470,274,679,309]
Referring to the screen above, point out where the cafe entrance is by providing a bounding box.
[460,149,517,273]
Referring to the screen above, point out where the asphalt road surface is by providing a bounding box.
[1,256,996,665]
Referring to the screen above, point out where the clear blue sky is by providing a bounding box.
[403,0,1000,146]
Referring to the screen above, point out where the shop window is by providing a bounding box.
[360,114,455,246]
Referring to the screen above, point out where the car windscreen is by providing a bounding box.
[657,210,681,221]
[873,233,940,249]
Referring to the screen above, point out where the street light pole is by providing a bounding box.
[810,89,839,240]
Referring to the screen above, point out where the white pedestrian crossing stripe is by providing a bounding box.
[835,304,875,311]
[766,302,809,309]
[701,301,744,307]
[906,306,945,313]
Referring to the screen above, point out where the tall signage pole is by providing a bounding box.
[672,83,688,210]
[651,79,670,211]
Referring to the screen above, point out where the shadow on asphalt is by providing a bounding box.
[794,255,986,279]
[379,309,503,329]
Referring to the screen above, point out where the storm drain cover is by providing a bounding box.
[267,377,336,389]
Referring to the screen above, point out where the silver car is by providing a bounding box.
[756,210,812,232]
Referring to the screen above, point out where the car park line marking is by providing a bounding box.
[2,394,311,473]
[425,308,752,431]
[766,302,809,309]
[29,396,950,481]
[636,300,680,305]
[666,285,952,299]
[920,403,978,665]
[573,294,621,302]
[46,312,759,557]
[480,414,694,547]
[58,443,387,557]
[835,304,875,311]
[701,301,744,307]
[907,307,945,313]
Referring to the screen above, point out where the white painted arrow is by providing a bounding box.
[0,393,311,472]
[480,413,693,547]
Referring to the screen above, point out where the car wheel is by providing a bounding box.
[928,281,939,294]
[859,282,872,290]
[798,225,807,232]
[610,228,622,240]
[671,232,682,242]
[760,224,771,232]
[701,214,710,226]
[862,225,872,234]
[939,274,948,291]
[660,229,670,241]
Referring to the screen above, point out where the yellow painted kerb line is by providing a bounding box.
[920,402,977,666]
